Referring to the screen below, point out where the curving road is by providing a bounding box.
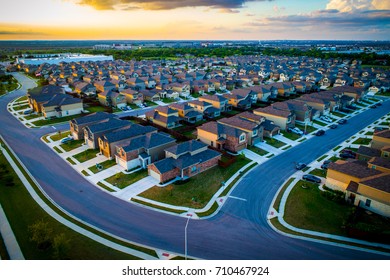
[1,73,389,260]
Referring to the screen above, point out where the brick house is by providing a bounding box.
[148,140,221,183]
[69,112,116,140]
[115,132,176,170]
[197,121,249,153]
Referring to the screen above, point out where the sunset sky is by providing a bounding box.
[0,0,389,40]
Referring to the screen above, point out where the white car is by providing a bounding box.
[289,127,304,135]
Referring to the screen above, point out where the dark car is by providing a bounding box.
[341,149,356,156]
[370,105,377,109]
[315,129,325,136]
[302,174,322,183]
[321,160,331,169]
[296,162,307,170]
[329,124,338,129]
[376,102,382,106]
[337,119,347,124]
[340,152,356,159]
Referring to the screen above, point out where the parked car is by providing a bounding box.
[370,105,377,109]
[302,174,322,183]
[61,137,74,144]
[121,107,128,111]
[23,109,33,115]
[340,149,356,156]
[320,116,332,122]
[329,124,338,129]
[289,127,304,136]
[296,162,307,170]
[321,160,331,170]
[315,129,325,136]
[340,152,356,159]
[337,119,347,124]
[376,102,382,106]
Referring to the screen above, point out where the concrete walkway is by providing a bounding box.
[255,141,283,156]
[0,203,24,260]
[113,176,159,200]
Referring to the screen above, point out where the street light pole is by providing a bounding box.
[185,216,190,260]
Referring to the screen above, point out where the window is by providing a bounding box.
[252,129,258,137]
[365,199,371,207]
[239,134,246,143]
[191,166,197,172]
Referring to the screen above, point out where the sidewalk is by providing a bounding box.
[0,203,24,260]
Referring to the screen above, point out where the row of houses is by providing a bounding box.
[69,112,222,183]
[325,128,390,218]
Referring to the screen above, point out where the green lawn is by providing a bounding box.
[0,144,139,260]
[380,122,389,126]
[15,96,27,102]
[265,138,286,148]
[97,182,116,192]
[273,177,295,212]
[131,198,186,215]
[53,147,63,154]
[139,156,251,208]
[14,104,30,111]
[145,100,158,107]
[365,131,374,136]
[24,114,40,120]
[317,155,328,162]
[295,124,317,134]
[161,97,176,104]
[85,106,106,113]
[106,169,148,189]
[281,131,302,141]
[88,159,116,174]
[60,140,84,152]
[332,145,341,152]
[352,138,372,145]
[181,130,197,139]
[50,131,71,142]
[73,149,98,163]
[331,111,347,118]
[247,145,268,156]
[377,91,390,97]
[66,157,76,165]
[329,156,341,162]
[309,168,327,178]
[32,114,83,127]
[313,120,326,127]
[284,180,353,236]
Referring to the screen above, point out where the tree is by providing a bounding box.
[28,219,53,250]
[52,233,71,259]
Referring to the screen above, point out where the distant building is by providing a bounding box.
[17,53,113,65]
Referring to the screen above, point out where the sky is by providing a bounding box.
[0,0,389,40]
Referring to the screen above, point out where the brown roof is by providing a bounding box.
[368,157,390,170]
[328,160,382,178]
[356,146,381,158]
[374,129,390,139]
[360,174,390,194]
[346,181,359,193]
[236,111,265,123]
[218,116,259,132]
[254,106,291,118]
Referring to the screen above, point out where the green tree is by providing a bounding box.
[52,233,71,259]
[28,219,53,250]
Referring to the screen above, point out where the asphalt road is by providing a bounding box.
[1,72,389,259]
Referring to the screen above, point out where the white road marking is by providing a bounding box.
[228,196,247,202]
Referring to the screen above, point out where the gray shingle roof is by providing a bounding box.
[103,124,157,143]
[71,112,115,125]
[87,118,129,134]
[165,140,206,156]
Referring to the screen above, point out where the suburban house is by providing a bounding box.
[197,121,249,153]
[272,100,312,124]
[187,100,221,119]
[297,95,331,116]
[139,89,160,102]
[217,114,264,145]
[98,124,157,158]
[148,140,221,183]
[272,82,296,97]
[371,129,390,150]
[120,88,144,105]
[168,103,203,124]
[331,85,365,102]
[310,91,341,112]
[115,132,176,170]
[69,112,116,140]
[94,80,116,93]
[145,106,181,129]
[27,85,83,118]
[198,95,232,112]
[74,82,96,96]
[171,82,191,98]
[126,77,146,90]
[250,85,273,102]
[253,106,295,131]
[98,90,127,108]
[84,118,130,149]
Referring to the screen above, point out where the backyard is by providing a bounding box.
[139,156,251,208]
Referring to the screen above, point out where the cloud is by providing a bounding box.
[273,5,285,13]
[218,8,240,13]
[0,30,47,35]
[326,0,390,12]
[245,13,255,16]
[74,0,274,10]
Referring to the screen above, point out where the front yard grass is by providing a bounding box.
[60,140,84,152]
[24,114,40,120]
[331,111,347,118]
[139,156,251,208]
[313,120,326,126]
[32,114,83,127]
[352,138,372,145]
[106,169,148,189]
[85,106,106,113]
[265,138,286,148]
[247,145,268,156]
[309,168,327,178]
[295,124,317,134]
[73,149,98,163]
[88,159,116,174]
[281,131,301,141]
[284,180,353,236]
[50,130,71,142]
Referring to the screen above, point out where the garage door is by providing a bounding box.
[149,169,161,182]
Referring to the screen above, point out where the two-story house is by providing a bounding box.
[198,95,231,112]
[168,103,203,124]
[145,106,181,129]
[187,100,221,119]
[253,106,295,131]
[70,112,117,140]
